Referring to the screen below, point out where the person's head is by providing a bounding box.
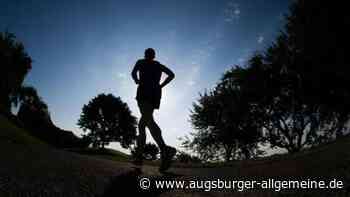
[144,48,156,60]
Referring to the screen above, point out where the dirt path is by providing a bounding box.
[2,138,350,197]
[135,137,350,197]
[1,114,350,197]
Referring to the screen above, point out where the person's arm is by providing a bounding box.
[131,60,140,84]
[159,64,175,88]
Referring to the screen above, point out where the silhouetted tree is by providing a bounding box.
[224,51,340,153]
[0,32,32,114]
[175,151,201,163]
[78,93,137,149]
[221,0,350,153]
[283,0,350,137]
[16,86,87,148]
[143,143,159,160]
[131,143,159,161]
[264,0,350,151]
[17,86,52,129]
[184,81,264,162]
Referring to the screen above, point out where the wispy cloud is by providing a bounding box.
[186,64,201,86]
[116,72,128,88]
[237,57,245,64]
[224,1,241,23]
[187,80,196,86]
[233,48,253,67]
[117,73,127,79]
[278,13,285,21]
[258,35,264,44]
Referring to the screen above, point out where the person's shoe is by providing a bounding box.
[159,146,177,172]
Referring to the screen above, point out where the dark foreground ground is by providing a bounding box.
[1,114,350,197]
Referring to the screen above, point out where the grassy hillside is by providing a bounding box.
[0,115,47,146]
[67,147,131,162]
[0,114,136,197]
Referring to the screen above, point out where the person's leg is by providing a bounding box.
[149,120,167,152]
[136,115,146,156]
[142,103,177,172]
[138,101,176,172]
[133,103,147,165]
[140,102,167,151]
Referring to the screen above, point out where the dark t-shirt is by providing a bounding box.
[134,59,163,109]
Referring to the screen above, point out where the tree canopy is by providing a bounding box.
[0,32,32,113]
[183,0,350,159]
[184,80,264,162]
[131,143,159,161]
[78,93,137,149]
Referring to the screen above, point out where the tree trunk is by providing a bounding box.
[224,145,233,162]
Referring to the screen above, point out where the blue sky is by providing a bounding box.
[1,0,290,153]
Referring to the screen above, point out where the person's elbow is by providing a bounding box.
[131,72,136,80]
[131,71,139,83]
[168,72,175,81]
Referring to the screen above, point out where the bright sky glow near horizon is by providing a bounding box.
[1,0,290,154]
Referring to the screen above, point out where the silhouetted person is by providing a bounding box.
[131,48,176,172]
